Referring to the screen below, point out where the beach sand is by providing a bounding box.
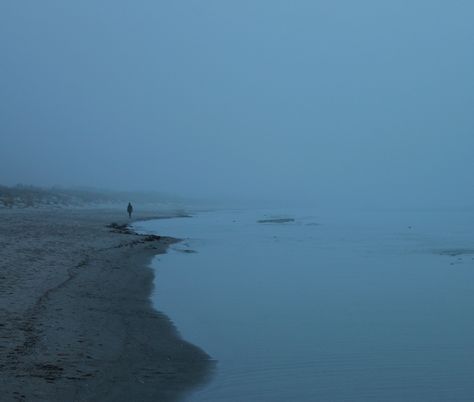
[0,208,212,401]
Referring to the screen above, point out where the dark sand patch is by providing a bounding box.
[257,218,295,224]
[437,249,474,257]
[174,249,198,254]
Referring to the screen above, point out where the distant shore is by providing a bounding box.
[0,208,212,401]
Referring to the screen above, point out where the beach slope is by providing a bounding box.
[0,208,211,401]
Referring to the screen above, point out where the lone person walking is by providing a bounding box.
[127,202,133,219]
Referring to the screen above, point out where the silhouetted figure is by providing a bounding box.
[127,202,133,219]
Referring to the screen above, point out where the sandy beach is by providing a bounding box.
[0,208,212,401]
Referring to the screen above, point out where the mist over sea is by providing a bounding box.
[136,208,474,401]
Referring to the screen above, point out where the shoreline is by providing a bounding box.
[0,208,212,401]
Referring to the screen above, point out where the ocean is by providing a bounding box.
[135,208,474,401]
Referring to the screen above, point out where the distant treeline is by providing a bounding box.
[0,185,182,209]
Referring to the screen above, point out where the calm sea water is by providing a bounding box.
[135,209,474,401]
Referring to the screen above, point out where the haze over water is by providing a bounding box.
[2,2,474,212]
[137,208,474,401]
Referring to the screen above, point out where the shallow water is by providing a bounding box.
[136,209,474,401]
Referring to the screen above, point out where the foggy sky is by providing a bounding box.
[1,1,474,207]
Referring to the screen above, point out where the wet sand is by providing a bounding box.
[0,208,212,401]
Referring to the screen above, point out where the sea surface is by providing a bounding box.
[135,208,474,401]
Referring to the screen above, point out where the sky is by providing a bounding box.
[1,1,473,208]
